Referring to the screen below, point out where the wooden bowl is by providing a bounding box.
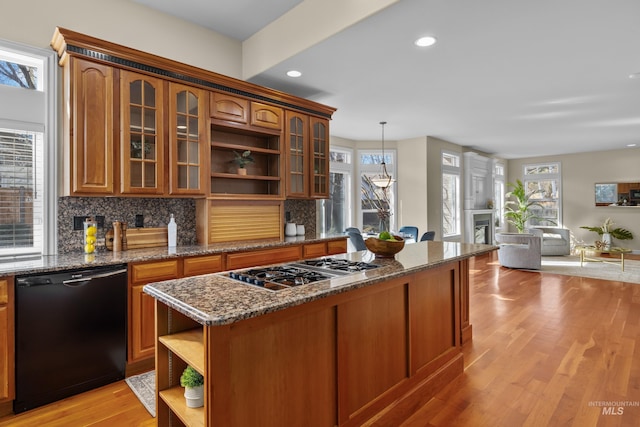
[365,236,405,257]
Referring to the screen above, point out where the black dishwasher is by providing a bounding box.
[14,264,128,413]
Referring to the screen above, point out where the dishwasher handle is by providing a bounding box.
[62,268,128,287]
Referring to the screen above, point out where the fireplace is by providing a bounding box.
[464,210,494,244]
[473,215,491,244]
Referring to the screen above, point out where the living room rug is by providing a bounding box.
[539,255,640,284]
[125,370,156,417]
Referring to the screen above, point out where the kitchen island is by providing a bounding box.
[144,240,495,427]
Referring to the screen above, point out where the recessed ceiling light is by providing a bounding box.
[414,36,437,47]
[286,70,302,78]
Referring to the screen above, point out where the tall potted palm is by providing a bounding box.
[504,179,554,233]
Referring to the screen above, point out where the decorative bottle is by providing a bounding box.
[168,214,177,247]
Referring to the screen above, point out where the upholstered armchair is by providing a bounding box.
[528,227,570,256]
[495,233,542,270]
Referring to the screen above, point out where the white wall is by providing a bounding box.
[0,0,242,78]
[508,148,640,251]
[397,137,428,237]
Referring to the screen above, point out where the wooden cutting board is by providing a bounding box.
[105,227,168,251]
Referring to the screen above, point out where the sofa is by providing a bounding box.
[495,233,542,270]
[527,227,571,256]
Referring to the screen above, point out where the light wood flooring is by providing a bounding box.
[1,252,639,426]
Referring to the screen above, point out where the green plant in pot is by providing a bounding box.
[504,179,555,233]
[180,365,204,408]
[580,217,633,250]
[231,150,254,175]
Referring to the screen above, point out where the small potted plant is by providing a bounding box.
[231,150,254,175]
[180,365,204,408]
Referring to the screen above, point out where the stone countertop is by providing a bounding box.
[0,234,347,276]
[143,241,497,326]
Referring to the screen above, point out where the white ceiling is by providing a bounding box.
[134,0,640,159]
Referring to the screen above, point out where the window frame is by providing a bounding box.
[317,146,353,235]
[0,39,58,257]
[357,148,397,233]
[522,161,562,227]
[441,150,461,239]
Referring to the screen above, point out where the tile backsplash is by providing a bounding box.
[57,197,196,254]
[57,197,318,254]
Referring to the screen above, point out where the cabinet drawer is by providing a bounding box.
[183,254,224,277]
[303,243,326,259]
[226,246,302,270]
[0,279,7,305]
[327,239,348,255]
[130,260,180,284]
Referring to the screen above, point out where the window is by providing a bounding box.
[359,150,396,233]
[0,41,57,257]
[317,148,352,234]
[494,162,505,229]
[523,162,561,226]
[442,151,460,237]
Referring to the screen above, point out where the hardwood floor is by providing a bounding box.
[1,251,639,426]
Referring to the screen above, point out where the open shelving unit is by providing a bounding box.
[156,303,205,427]
[210,126,282,199]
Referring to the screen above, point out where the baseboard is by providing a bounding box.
[126,358,154,378]
[0,400,13,418]
[358,353,465,427]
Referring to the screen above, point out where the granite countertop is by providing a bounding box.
[0,234,347,276]
[143,241,497,326]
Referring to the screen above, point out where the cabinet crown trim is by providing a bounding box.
[51,27,335,120]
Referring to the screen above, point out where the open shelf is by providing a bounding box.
[159,386,205,427]
[158,328,204,374]
[210,125,282,199]
[211,141,279,155]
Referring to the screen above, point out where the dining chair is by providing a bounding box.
[399,226,418,242]
[345,227,362,235]
[420,231,436,241]
[347,231,367,251]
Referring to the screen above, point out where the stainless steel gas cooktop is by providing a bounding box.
[227,257,380,291]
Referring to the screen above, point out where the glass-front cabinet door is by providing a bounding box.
[120,70,164,194]
[169,83,207,195]
[285,111,308,197]
[310,117,329,198]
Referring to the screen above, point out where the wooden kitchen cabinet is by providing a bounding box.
[120,70,165,194]
[129,260,180,363]
[210,92,249,126]
[169,83,208,196]
[210,94,282,132]
[250,102,283,130]
[183,254,224,277]
[65,58,115,195]
[0,277,14,404]
[310,117,330,198]
[285,112,330,198]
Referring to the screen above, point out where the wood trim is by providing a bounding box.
[0,277,14,403]
[51,27,336,119]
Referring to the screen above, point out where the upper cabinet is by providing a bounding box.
[67,58,115,195]
[285,112,330,199]
[169,83,208,195]
[310,117,329,198]
[51,27,335,200]
[120,70,165,195]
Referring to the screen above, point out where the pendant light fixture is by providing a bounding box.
[371,121,395,188]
